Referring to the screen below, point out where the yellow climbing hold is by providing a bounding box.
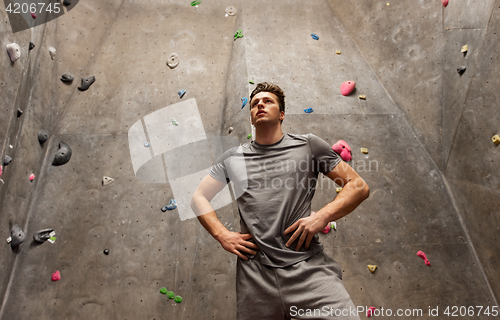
[461,45,468,53]
[336,50,341,54]
[359,95,366,100]
[367,265,377,274]
[336,187,343,193]
[361,147,368,154]
[492,135,500,145]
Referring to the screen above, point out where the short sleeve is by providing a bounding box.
[308,133,342,175]
[208,148,232,183]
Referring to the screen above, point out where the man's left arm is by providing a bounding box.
[284,161,370,251]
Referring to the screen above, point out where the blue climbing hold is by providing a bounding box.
[161,199,177,212]
[178,90,186,98]
[311,33,319,40]
[304,107,314,113]
[241,97,248,109]
[144,142,150,147]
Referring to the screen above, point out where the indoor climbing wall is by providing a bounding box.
[0,0,499,319]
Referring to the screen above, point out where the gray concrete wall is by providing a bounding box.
[0,0,498,319]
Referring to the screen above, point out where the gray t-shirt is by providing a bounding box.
[209,133,342,267]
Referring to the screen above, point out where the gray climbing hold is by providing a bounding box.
[457,66,466,75]
[33,228,54,243]
[63,0,71,5]
[29,42,35,51]
[167,53,179,69]
[61,74,74,83]
[78,76,95,91]
[4,155,12,166]
[6,43,21,62]
[17,108,23,117]
[102,176,114,186]
[52,141,72,166]
[38,130,49,145]
[10,225,25,249]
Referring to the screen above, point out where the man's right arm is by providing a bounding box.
[190,175,259,260]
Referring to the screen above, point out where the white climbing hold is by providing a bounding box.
[49,47,56,60]
[102,176,114,186]
[6,43,21,62]
[225,6,237,16]
[167,53,179,69]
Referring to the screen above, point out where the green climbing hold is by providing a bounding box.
[234,30,243,40]
[167,291,175,299]
[159,287,168,294]
[191,0,201,6]
[249,80,254,84]
[247,134,252,139]
[174,296,183,303]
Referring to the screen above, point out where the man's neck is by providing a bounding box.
[254,125,284,145]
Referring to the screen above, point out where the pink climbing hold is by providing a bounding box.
[332,140,352,161]
[31,12,37,19]
[29,173,35,181]
[442,0,449,7]
[340,81,356,96]
[0,165,2,177]
[367,307,376,317]
[417,250,431,266]
[322,223,331,234]
[51,270,61,281]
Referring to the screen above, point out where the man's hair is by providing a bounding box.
[250,82,285,124]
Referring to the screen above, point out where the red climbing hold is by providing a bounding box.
[442,0,449,7]
[31,12,37,19]
[52,270,61,281]
[332,140,352,161]
[367,307,376,317]
[417,250,431,266]
[29,173,35,181]
[340,81,356,96]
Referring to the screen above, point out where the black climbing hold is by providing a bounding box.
[103,249,110,255]
[33,228,54,243]
[4,155,12,166]
[63,0,71,6]
[11,225,25,249]
[38,130,49,145]
[78,76,95,91]
[61,74,74,83]
[457,66,466,75]
[17,108,23,117]
[29,42,35,51]
[52,141,72,166]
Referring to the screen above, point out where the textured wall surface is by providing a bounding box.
[0,0,498,319]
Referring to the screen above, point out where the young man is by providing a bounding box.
[191,82,369,319]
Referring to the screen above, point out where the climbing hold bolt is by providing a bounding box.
[241,97,248,109]
[49,47,56,60]
[167,53,179,69]
[51,270,61,281]
[228,127,233,134]
[17,108,23,117]
[52,141,72,166]
[33,229,55,243]
[225,6,237,16]
[78,76,96,91]
[29,173,35,181]
[171,118,179,126]
[38,130,49,145]
[6,43,21,62]
[167,291,175,299]
[461,45,468,53]
[10,225,25,249]
[336,50,341,54]
[360,147,368,154]
[102,176,114,186]
[417,250,431,266]
[159,287,168,294]
[303,107,314,114]
[367,265,377,274]
[359,95,366,100]
[247,134,252,139]
[161,199,177,212]
[492,135,500,145]
[340,81,356,96]
[442,0,449,7]
[61,74,74,83]
[311,33,319,40]
[457,66,466,75]
[29,42,35,51]
[367,306,376,317]
[178,89,186,98]
[336,187,342,193]
[332,140,352,161]
[175,296,183,303]
[4,155,12,166]
[103,249,110,255]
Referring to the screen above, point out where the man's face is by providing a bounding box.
[250,92,284,127]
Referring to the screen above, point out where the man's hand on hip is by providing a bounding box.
[284,213,328,251]
[218,231,259,260]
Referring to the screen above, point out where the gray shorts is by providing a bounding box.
[236,250,361,320]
